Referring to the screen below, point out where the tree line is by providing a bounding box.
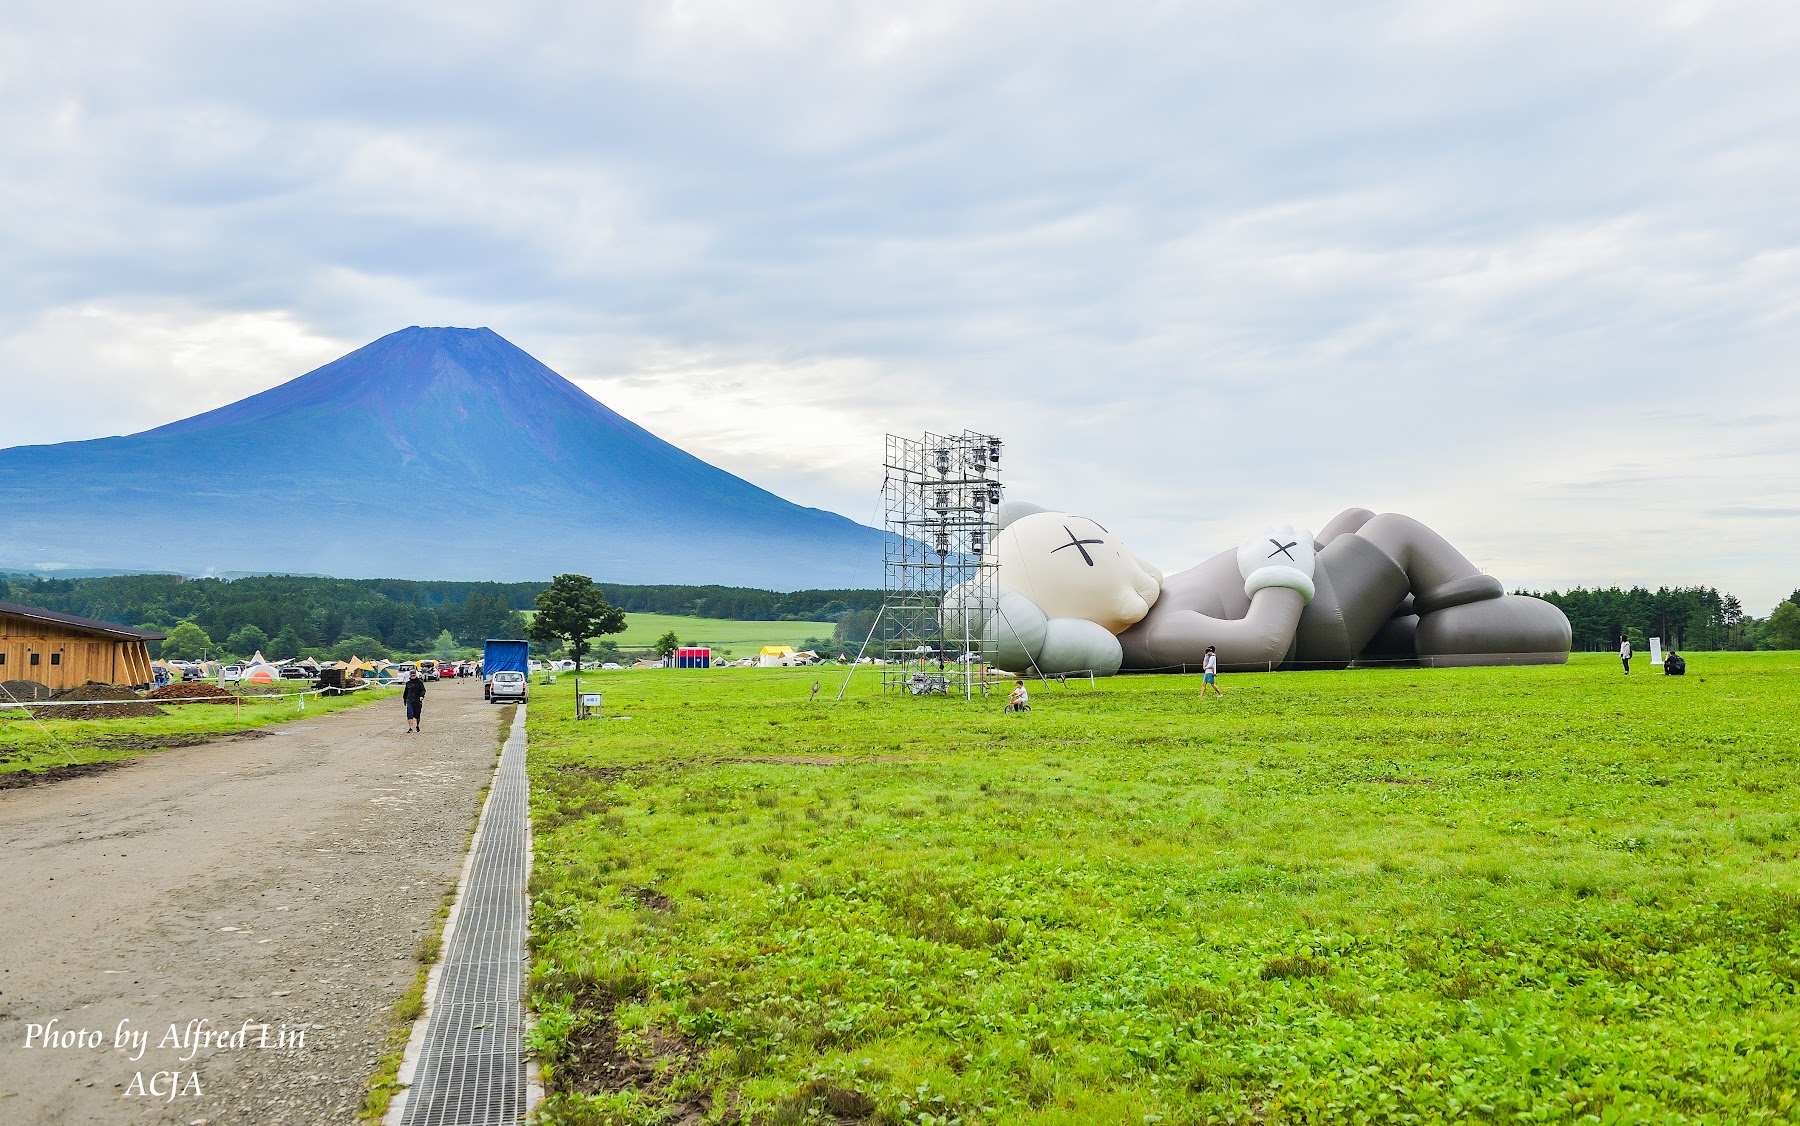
[0,572,882,661]
[1524,585,1800,652]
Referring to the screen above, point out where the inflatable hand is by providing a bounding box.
[1238,523,1316,603]
[982,587,1123,676]
[992,510,1161,634]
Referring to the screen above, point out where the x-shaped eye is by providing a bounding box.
[1267,538,1298,560]
[1051,525,1106,566]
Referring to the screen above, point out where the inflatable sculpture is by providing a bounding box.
[945,502,1570,676]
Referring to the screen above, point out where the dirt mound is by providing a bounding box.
[146,682,239,703]
[1,679,54,702]
[36,682,164,720]
[53,681,143,701]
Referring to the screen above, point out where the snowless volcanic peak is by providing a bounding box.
[0,327,880,587]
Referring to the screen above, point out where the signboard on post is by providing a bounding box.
[577,692,603,720]
[1649,637,1664,666]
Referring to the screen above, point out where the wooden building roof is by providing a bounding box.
[0,601,167,642]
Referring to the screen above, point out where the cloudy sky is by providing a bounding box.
[2,1,1797,610]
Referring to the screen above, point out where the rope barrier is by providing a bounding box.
[0,680,398,711]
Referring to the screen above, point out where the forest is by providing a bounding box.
[1527,584,1800,652]
[0,573,880,661]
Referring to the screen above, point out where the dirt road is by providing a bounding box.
[0,679,503,1124]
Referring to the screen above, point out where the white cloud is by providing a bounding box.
[0,304,348,444]
[0,0,1797,608]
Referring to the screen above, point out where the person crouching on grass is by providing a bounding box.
[1201,644,1223,697]
[1005,678,1030,713]
[403,671,427,733]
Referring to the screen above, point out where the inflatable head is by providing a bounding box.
[992,510,1163,634]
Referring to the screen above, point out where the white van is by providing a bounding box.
[488,670,528,704]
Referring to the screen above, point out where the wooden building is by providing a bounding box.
[0,601,163,690]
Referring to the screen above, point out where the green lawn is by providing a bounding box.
[0,684,396,776]
[524,654,1800,1124]
[603,613,841,659]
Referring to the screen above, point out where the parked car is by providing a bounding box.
[278,665,311,681]
[600,662,623,670]
[437,663,456,679]
[219,664,245,684]
[488,669,528,703]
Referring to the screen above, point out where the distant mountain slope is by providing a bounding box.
[0,327,880,587]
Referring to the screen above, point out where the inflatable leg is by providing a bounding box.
[1355,513,1504,613]
[1414,595,1571,666]
[1291,533,1411,668]
[1351,512,1571,665]
[1359,611,1420,664]
[1316,507,1376,547]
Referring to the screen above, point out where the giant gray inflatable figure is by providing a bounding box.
[946,503,1570,675]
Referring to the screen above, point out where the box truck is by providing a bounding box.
[483,639,530,703]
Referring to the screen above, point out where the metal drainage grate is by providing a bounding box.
[400,707,530,1126]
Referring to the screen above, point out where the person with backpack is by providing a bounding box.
[403,671,427,732]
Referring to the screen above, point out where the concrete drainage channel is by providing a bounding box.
[388,705,539,1125]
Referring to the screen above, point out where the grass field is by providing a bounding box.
[604,613,841,659]
[524,653,1800,1124]
[0,684,395,776]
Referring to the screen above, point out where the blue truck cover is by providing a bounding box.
[483,639,530,677]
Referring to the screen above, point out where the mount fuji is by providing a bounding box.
[0,327,881,588]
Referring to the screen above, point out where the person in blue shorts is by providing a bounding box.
[1201,645,1223,697]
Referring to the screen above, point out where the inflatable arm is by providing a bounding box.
[1119,524,1316,672]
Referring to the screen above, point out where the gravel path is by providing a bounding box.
[0,680,502,1124]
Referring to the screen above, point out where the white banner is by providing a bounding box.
[1649,637,1664,665]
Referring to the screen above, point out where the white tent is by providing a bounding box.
[241,651,281,685]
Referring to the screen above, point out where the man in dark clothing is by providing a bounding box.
[403,672,427,733]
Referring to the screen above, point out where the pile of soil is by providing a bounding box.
[1,679,54,703]
[146,682,240,704]
[34,682,164,720]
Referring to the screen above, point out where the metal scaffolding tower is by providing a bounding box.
[880,431,1004,698]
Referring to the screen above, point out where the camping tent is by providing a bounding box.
[343,656,377,679]
[758,646,797,668]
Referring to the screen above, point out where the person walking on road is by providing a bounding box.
[1201,645,1223,697]
[1619,634,1632,675]
[403,671,427,732]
